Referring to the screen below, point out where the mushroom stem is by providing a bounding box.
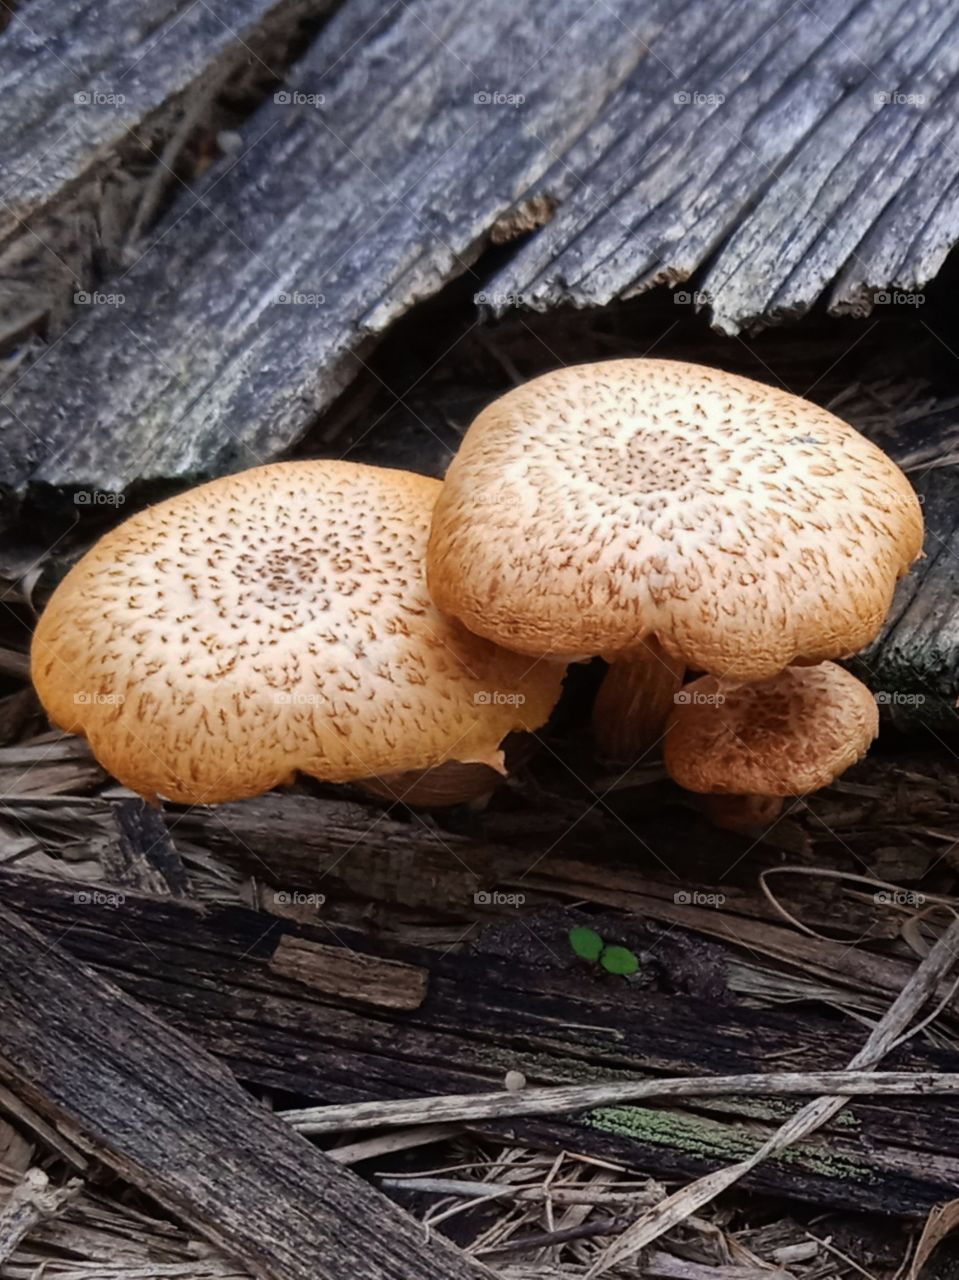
[701,794,784,834]
[592,640,685,761]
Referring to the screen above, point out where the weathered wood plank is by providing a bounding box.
[488,0,870,310]
[831,133,959,315]
[4,867,959,1217]
[0,0,315,237]
[0,0,333,342]
[488,0,959,332]
[702,19,959,334]
[0,0,643,519]
[0,899,492,1280]
[3,0,959,517]
[856,462,959,732]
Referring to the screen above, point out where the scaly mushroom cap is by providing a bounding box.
[428,359,923,679]
[32,461,563,804]
[664,663,878,796]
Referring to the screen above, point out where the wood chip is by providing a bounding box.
[269,934,428,1009]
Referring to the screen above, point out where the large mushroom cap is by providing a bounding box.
[32,461,563,804]
[428,359,923,679]
[664,663,879,797]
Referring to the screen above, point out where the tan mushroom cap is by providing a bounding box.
[32,461,563,805]
[664,663,878,796]
[428,359,923,679]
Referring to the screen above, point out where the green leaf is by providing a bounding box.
[568,926,604,962]
[600,945,640,976]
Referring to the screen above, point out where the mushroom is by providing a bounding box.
[427,359,923,760]
[31,461,564,806]
[663,662,878,832]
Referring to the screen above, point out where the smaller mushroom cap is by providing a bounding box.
[664,663,878,796]
[31,461,564,805]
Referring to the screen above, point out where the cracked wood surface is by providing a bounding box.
[6,0,959,515]
[4,866,959,1218]
[0,896,492,1280]
[0,0,642,513]
[0,0,323,249]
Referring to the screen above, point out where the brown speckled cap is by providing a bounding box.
[664,663,878,796]
[32,461,563,804]
[427,359,923,679]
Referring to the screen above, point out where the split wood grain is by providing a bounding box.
[0,901,492,1280]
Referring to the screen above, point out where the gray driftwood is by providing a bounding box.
[0,899,492,1280]
[9,0,959,516]
[0,0,330,343]
[0,0,322,243]
[0,0,644,516]
[488,0,959,333]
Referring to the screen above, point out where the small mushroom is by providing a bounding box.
[663,663,879,833]
[427,359,922,761]
[31,461,564,806]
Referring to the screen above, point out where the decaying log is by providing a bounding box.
[0,0,333,344]
[4,867,959,1217]
[488,0,959,333]
[859,463,959,732]
[0,898,492,1280]
[0,0,324,246]
[8,0,959,516]
[105,796,189,895]
[0,0,644,518]
[166,791,947,1008]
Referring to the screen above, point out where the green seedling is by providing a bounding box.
[568,925,604,962]
[567,927,639,977]
[599,945,640,976]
